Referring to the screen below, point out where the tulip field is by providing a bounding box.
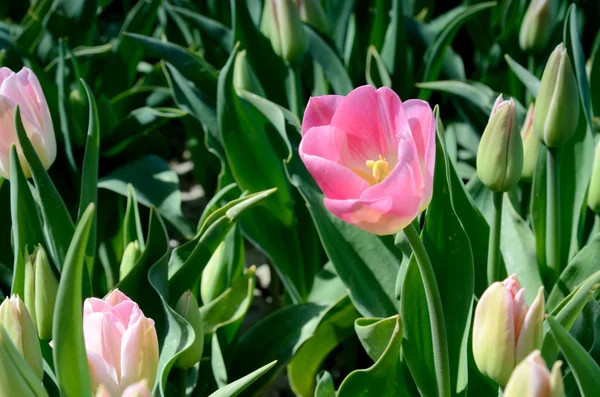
[2,0,600,396]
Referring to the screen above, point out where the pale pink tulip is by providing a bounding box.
[299,85,435,235]
[0,67,55,179]
[95,380,152,397]
[84,290,159,396]
[504,351,564,397]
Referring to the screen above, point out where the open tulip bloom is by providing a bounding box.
[299,85,435,235]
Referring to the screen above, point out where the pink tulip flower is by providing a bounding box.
[299,85,435,235]
[0,67,56,179]
[95,379,152,397]
[84,290,159,396]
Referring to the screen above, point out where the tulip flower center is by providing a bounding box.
[365,155,391,184]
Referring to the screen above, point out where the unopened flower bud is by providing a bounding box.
[295,0,329,33]
[477,95,523,192]
[261,0,308,61]
[519,0,556,53]
[520,104,541,181]
[119,240,141,281]
[473,275,545,385]
[504,351,564,397]
[201,228,244,304]
[588,141,600,215]
[174,291,204,369]
[534,43,580,147]
[0,295,43,380]
[233,50,265,97]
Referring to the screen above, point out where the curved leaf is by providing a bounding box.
[208,361,277,397]
[504,54,540,98]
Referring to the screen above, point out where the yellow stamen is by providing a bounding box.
[366,155,391,184]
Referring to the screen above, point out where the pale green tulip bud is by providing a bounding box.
[473,275,545,385]
[261,0,308,61]
[119,240,141,281]
[23,246,58,340]
[0,295,43,380]
[295,0,329,34]
[504,351,564,397]
[520,104,541,181]
[588,141,600,215]
[519,0,556,53]
[477,95,523,192]
[174,291,204,369]
[534,43,580,147]
[233,50,265,97]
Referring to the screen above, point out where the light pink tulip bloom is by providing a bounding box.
[95,380,152,397]
[504,351,564,397]
[0,67,56,179]
[299,85,435,235]
[84,290,159,396]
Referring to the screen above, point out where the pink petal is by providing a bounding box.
[300,125,371,200]
[120,313,158,389]
[88,352,120,396]
[0,95,17,179]
[301,94,344,135]
[0,73,42,132]
[121,379,152,397]
[83,312,124,377]
[105,289,133,307]
[402,99,436,211]
[0,68,13,85]
[85,298,114,316]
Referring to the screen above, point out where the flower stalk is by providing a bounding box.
[487,192,504,284]
[546,147,561,284]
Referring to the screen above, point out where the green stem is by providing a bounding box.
[487,192,504,285]
[546,147,561,284]
[286,61,303,118]
[402,223,451,397]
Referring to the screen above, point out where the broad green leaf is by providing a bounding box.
[15,107,75,270]
[307,262,347,304]
[208,361,277,397]
[315,371,335,397]
[169,5,233,52]
[288,296,359,397]
[547,317,600,395]
[337,315,407,396]
[590,28,600,117]
[52,204,94,397]
[98,155,195,239]
[9,147,46,297]
[366,45,392,88]
[504,54,540,98]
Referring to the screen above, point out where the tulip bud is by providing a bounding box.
[588,141,600,215]
[119,240,141,281]
[504,351,564,397]
[477,95,523,192]
[261,0,308,61]
[174,291,204,369]
[201,228,244,304]
[473,275,545,385]
[0,67,56,180]
[233,50,266,97]
[520,104,541,181]
[534,44,580,147]
[519,0,556,53]
[0,295,43,380]
[295,0,329,34]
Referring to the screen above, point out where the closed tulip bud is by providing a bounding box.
[84,290,159,395]
[520,104,541,181]
[477,95,523,192]
[588,141,600,214]
[233,50,265,97]
[174,291,204,369]
[504,351,564,397]
[201,228,244,304]
[534,44,580,147]
[473,275,545,385]
[0,295,43,380]
[261,0,308,61]
[0,67,56,180]
[519,0,556,53]
[23,245,58,340]
[119,240,141,281]
[295,0,329,33]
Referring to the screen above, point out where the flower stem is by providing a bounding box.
[286,61,303,118]
[402,223,451,397]
[546,147,561,283]
[487,191,504,285]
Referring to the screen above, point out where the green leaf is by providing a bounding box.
[380,0,409,96]
[98,155,195,239]
[15,0,54,53]
[288,296,360,397]
[419,2,496,100]
[315,371,336,397]
[590,28,600,117]
[417,80,496,116]
[337,315,407,396]
[8,146,46,297]
[547,317,600,395]
[55,40,78,173]
[305,25,353,95]
[208,361,277,397]
[123,184,145,251]
[366,45,392,88]
[168,5,233,52]
[52,204,94,397]
[14,107,75,270]
[504,54,540,98]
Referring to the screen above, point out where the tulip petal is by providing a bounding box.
[122,379,152,397]
[105,289,133,307]
[515,287,544,363]
[0,95,17,179]
[88,352,120,396]
[120,309,159,389]
[0,68,12,84]
[84,312,124,379]
[301,94,344,135]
